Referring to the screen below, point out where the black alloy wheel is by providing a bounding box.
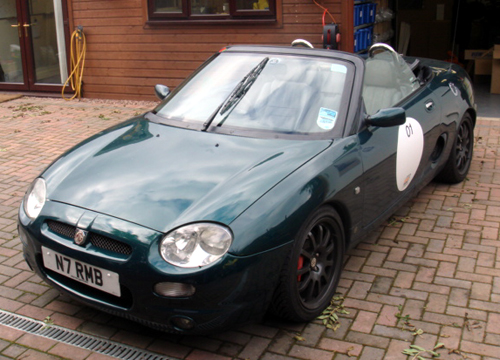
[454,117,472,174]
[271,207,345,322]
[297,218,337,309]
[435,113,474,184]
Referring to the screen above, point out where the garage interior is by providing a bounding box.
[370,0,500,117]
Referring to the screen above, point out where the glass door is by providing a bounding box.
[28,0,69,87]
[0,0,69,92]
[0,0,26,89]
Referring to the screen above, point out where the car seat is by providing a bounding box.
[362,58,403,115]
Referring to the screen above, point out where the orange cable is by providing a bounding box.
[313,0,336,24]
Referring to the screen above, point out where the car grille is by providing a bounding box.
[47,220,76,238]
[89,232,132,255]
[46,220,132,256]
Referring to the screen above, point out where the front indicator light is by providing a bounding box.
[154,282,195,297]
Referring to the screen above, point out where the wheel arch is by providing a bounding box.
[465,108,477,128]
[321,200,353,248]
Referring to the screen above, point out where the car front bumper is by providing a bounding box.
[18,200,291,334]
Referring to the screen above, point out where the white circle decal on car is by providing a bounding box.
[396,117,424,191]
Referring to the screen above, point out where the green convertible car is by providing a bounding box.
[18,43,475,334]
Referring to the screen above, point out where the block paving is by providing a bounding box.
[0,96,499,360]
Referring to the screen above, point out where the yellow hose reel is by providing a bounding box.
[62,26,86,100]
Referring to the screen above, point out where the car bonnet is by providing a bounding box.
[42,117,332,233]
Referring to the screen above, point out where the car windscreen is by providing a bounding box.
[154,52,353,137]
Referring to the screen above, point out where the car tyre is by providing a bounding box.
[435,113,474,184]
[270,206,345,322]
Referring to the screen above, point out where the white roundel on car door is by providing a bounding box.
[396,117,424,191]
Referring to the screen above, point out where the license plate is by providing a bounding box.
[42,246,121,297]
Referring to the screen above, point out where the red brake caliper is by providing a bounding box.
[297,255,304,282]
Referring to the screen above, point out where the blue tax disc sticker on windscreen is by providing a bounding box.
[317,108,337,130]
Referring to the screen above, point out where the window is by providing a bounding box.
[362,49,420,115]
[148,0,276,22]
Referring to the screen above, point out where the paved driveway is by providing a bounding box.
[0,97,499,360]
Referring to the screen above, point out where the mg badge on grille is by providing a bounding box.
[74,229,88,246]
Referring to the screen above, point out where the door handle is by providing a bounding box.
[425,100,434,112]
[11,23,21,38]
[23,23,33,37]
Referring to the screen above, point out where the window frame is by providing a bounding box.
[147,0,276,23]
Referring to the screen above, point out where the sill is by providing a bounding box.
[145,17,278,26]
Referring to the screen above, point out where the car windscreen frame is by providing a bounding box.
[152,46,364,140]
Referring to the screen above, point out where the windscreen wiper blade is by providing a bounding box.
[219,57,269,116]
[202,57,269,131]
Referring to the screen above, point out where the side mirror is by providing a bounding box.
[154,84,170,100]
[365,107,406,127]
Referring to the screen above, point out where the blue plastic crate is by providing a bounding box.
[354,29,361,52]
[363,28,369,50]
[354,29,358,52]
[354,5,363,27]
[369,3,377,23]
[362,4,370,24]
[367,26,373,48]
[358,29,365,51]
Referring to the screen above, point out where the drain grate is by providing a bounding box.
[0,309,176,360]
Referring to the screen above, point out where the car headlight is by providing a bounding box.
[160,223,232,268]
[23,178,46,220]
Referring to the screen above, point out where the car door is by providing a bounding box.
[358,48,429,229]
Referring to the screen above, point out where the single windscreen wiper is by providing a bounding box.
[202,57,269,131]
